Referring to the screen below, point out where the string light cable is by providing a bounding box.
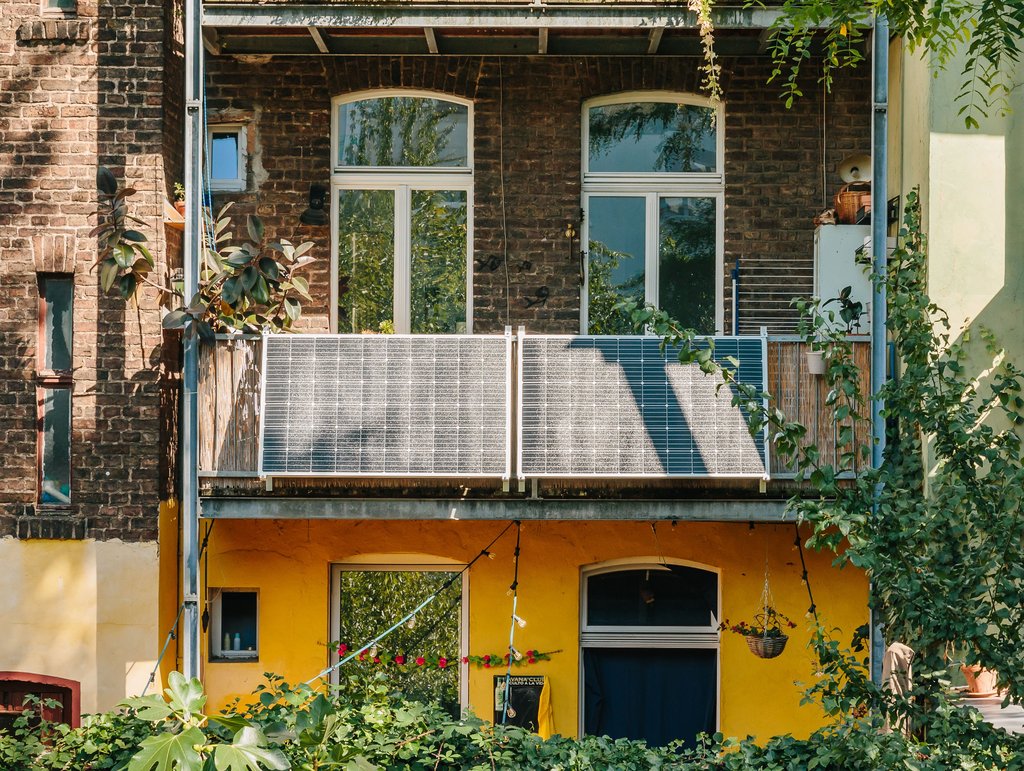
[501,521,523,724]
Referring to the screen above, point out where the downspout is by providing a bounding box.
[869,12,889,687]
[182,0,204,679]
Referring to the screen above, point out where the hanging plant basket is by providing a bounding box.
[746,634,789,659]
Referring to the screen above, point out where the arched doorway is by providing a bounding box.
[580,562,719,747]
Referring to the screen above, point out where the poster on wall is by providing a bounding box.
[493,675,545,732]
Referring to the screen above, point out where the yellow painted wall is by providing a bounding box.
[0,537,160,713]
[201,518,867,741]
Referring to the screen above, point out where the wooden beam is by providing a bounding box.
[647,26,664,54]
[538,27,548,54]
[423,26,439,54]
[306,25,329,53]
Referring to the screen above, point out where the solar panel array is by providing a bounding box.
[260,335,510,477]
[518,336,767,478]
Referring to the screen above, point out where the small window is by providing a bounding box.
[38,275,73,506]
[207,125,246,192]
[41,0,76,16]
[209,589,259,662]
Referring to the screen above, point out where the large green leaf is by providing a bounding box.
[100,259,120,293]
[127,727,205,771]
[114,243,135,269]
[165,672,207,719]
[97,166,118,196]
[211,728,289,771]
[120,694,174,722]
[246,215,265,244]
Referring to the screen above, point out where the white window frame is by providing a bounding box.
[208,587,259,663]
[330,90,474,334]
[207,124,247,192]
[329,562,470,710]
[581,92,725,335]
[578,559,721,738]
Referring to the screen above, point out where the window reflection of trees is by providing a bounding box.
[588,102,716,174]
[659,197,716,334]
[587,240,644,335]
[338,569,462,717]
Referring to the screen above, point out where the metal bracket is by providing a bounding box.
[184,594,199,604]
[186,99,202,113]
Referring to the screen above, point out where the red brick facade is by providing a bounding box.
[0,0,179,540]
[204,55,869,335]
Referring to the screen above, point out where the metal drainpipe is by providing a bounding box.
[182,0,204,680]
[869,12,889,687]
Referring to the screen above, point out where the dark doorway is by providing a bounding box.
[583,647,716,748]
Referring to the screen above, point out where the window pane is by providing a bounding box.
[659,197,716,334]
[210,132,239,180]
[411,190,467,334]
[587,567,717,627]
[338,570,461,716]
[41,388,71,504]
[588,102,716,174]
[338,97,469,168]
[587,196,645,334]
[43,277,72,371]
[337,190,395,333]
[45,0,77,9]
[221,592,258,653]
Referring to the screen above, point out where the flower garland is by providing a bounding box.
[334,643,556,670]
[464,650,555,668]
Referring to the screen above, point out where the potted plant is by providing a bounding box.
[720,606,797,659]
[805,285,866,376]
[961,664,999,698]
[173,182,186,216]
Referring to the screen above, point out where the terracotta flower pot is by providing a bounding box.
[961,664,998,698]
[174,200,186,216]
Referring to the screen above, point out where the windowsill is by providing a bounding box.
[210,652,259,664]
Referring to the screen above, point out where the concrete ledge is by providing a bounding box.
[200,497,794,521]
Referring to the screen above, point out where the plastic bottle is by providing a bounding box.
[233,633,241,651]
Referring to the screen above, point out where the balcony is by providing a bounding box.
[198,333,870,488]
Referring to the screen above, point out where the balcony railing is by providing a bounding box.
[197,333,870,482]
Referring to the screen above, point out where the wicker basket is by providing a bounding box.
[745,634,789,659]
[834,182,871,224]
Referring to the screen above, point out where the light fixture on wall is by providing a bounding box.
[299,183,328,225]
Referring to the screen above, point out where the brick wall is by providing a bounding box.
[204,54,869,335]
[0,0,175,540]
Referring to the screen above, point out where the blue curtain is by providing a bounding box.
[583,647,716,748]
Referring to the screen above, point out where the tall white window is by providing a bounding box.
[582,93,724,335]
[331,92,473,334]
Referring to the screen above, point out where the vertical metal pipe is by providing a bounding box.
[730,258,740,334]
[182,0,204,680]
[869,13,889,687]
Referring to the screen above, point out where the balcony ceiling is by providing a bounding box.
[201,3,807,57]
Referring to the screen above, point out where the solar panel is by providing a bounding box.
[517,335,768,479]
[259,334,511,477]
